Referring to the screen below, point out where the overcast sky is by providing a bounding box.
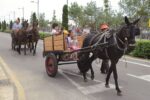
[0,0,120,22]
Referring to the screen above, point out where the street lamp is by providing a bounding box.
[31,0,39,19]
[18,7,24,20]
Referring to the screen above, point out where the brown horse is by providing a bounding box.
[77,16,140,96]
[12,20,29,55]
[28,21,39,55]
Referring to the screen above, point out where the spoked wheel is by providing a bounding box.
[45,53,58,77]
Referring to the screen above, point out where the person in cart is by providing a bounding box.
[66,30,80,51]
[66,30,80,59]
[12,18,22,33]
[50,23,62,35]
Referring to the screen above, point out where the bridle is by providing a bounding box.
[115,35,128,52]
[115,26,130,52]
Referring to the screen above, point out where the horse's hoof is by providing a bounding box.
[84,79,88,82]
[105,84,110,88]
[117,91,122,96]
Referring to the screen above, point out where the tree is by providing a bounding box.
[84,1,97,29]
[104,0,110,14]
[119,0,149,28]
[119,0,149,17]
[2,20,6,31]
[69,2,83,20]
[0,21,1,30]
[30,12,38,23]
[52,10,57,23]
[69,2,84,27]
[9,20,13,29]
[39,13,48,31]
[62,4,68,30]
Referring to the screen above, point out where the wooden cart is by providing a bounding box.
[43,34,84,77]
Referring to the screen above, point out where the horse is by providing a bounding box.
[77,16,140,96]
[28,21,39,55]
[13,20,29,55]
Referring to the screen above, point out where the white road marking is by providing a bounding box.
[59,69,116,95]
[80,83,115,95]
[120,60,150,68]
[59,69,83,89]
[127,74,150,82]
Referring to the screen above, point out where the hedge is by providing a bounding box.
[0,30,51,40]
[130,40,150,59]
[39,32,51,40]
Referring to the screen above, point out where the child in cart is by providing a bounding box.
[66,30,80,60]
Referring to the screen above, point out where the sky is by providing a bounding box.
[0,0,120,22]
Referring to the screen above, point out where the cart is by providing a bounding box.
[43,34,108,77]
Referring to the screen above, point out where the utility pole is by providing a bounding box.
[13,11,15,21]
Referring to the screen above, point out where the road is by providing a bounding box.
[0,32,150,100]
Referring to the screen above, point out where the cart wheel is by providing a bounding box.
[45,53,58,77]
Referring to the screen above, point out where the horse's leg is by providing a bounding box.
[33,41,38,56]
[83,72,87,82]
[105,63,113,88]
[101,59,109,74]
[112,60,122,96]
[29,42,32,53]
[18,42,21,55]
[89,55,95,80]
[90,64,94,80]
[24,41,26,55]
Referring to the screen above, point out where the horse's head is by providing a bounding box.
[32,21,38,28]
[22,20,29,29]
[119,16,140,46]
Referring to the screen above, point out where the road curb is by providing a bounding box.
[125,55,150,62]
[0,57,26,100]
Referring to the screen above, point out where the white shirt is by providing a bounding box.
[12,23,22,30]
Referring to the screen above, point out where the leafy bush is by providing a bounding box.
[39,32,51,40]
[130,40,150,59]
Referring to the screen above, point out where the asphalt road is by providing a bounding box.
[0,32,150,100]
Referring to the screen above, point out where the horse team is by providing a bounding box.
[11,20,39,55]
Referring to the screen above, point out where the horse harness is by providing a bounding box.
[89,30,128,58]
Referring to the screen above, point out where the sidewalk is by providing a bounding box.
[0,63,14,100]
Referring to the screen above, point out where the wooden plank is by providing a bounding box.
[54,34,64,41]
[54,46,64,50]
[53,34,65,50]
[44,36,52,41]
[54,40,64,46]
[44,36,53,51]
[45,46,53,51]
